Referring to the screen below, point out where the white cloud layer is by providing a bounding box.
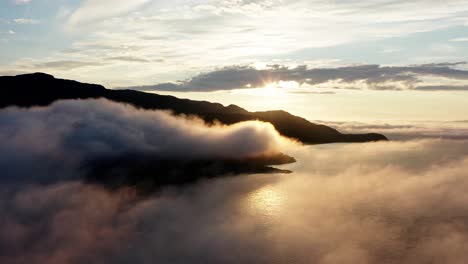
[2,136,468,263]
[1,97,468,263]
[0,99,289,183]
[319,120,468,141]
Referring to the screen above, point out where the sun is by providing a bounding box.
[261,83,284,97]
[238,81,299,97]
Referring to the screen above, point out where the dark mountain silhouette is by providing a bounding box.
[0,73,387,144]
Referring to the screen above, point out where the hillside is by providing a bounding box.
[0,73,387,144]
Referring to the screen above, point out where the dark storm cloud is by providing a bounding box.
[0,99,288,183]
[124,62,468,92]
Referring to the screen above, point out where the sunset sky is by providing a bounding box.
[2,0,468,121]
[4,2,468,263]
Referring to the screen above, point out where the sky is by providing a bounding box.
[1,0,468,121]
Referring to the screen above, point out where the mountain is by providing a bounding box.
[0,73,387,144]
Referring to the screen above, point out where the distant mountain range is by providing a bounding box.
[0,73,387,144]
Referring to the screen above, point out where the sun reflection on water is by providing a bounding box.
[246,185,285,217]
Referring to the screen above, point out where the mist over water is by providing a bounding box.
[320,120,468,141]
[2,100,468,263]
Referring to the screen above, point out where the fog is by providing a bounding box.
[321,120,468,141]
[1,100,468,263]
[0,99,290,183]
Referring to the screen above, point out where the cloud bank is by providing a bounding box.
[2,98,468,263]
[124,63,468,92]
[0,99,288,184]
[320,120,468,141]
[2,137,468,263]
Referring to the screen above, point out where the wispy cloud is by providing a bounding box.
[4,0,468,86]
[106,56,150,63]
[66,0,152,27]
[14,18,40,24]
[450,37,468,42]
[13,0,31,4]
[46,0,468,84]
[33,60,104,70]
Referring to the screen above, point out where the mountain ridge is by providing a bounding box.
[0,72,387,144]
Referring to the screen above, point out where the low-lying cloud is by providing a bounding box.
[2,99,468,264]
[124,63,468,92]
[2,137,468,263]
[0,99,288,183]
[320,120,468,141]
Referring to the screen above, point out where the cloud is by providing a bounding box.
[318,120,468,141]
[15,0,463,87]
[3,137,468,263]
[66,0,152,27]
[124,63,468,92]
[0,99,290,184]
[33,60,104,70]
[418,61,467,67]
[13,18,40,25]
[1,98,468,263]
[106,56,150,63]
[413,85,468,91]
[289,91,336,95]
[3,0,468,86]
[13,0,31,4]
[450,37,468,42]
[0,182,134,264]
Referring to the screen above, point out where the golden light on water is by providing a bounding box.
[246,185,285,217]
